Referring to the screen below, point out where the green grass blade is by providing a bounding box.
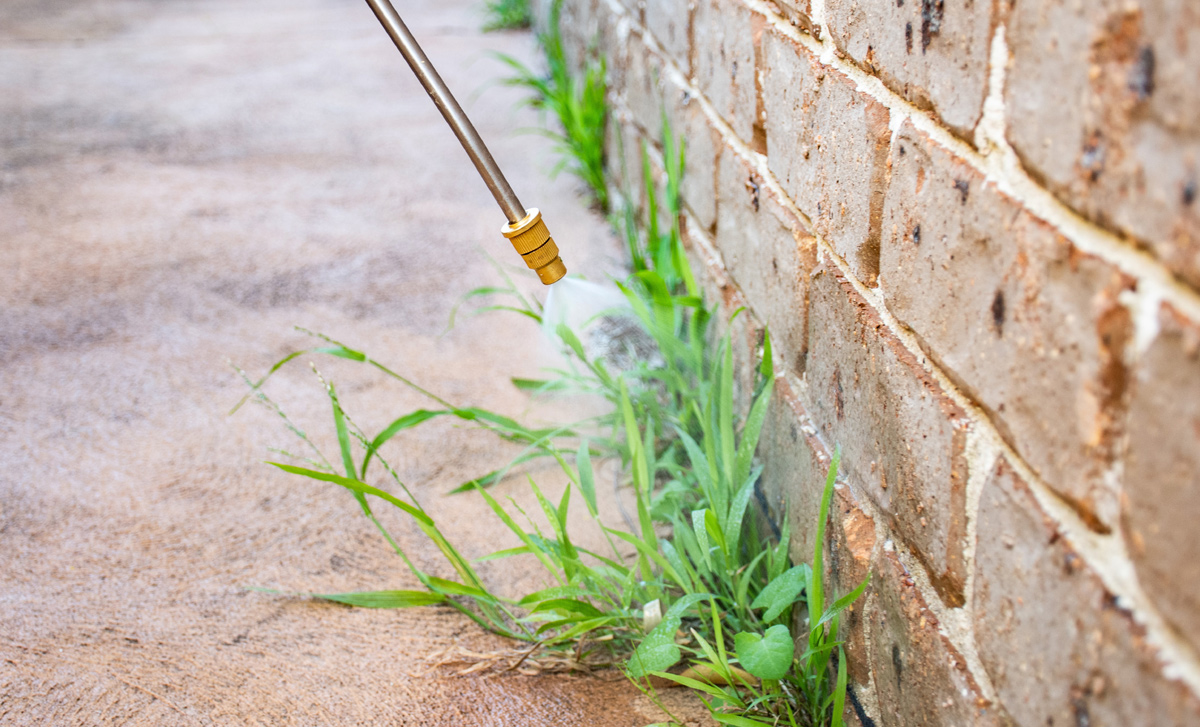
[362,409,448,479]
[313,590,446,608]
[327,382,366,514]
[810,450,841,645]
[831,649,849,727]
[576,439,599,516]
[734,379,773,489]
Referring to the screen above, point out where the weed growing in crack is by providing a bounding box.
[232,7,866,725]
[482,0,531,32]
[494,0,609,212]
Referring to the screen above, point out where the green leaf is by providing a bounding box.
[751,564,810,623]
[511,377,566,392]
[530,598,605,619]
[605,528,686,591]
[811,450,841,636]
[692,509,713,571]
[816,575,871,629]
[628,619,684,678]
[647,671,732,701]
[314,590,445,608]
[626,593,711,678]
[734,625,794,680]
[475,545,531,562]
[713,715,774,727]
[735,549,770,610]
[724,467,760,558]
[327,383,367,515]
[518,585,589,606]
[832,646,849,727]
[543,616,616,644]
[362,409,447,478]
[759,328,774,382]
[718,340,735,489]
[267,463,431,525]
[733,378,773,490]
[576,440,598,516]
[423,576,494,601]
[703,507,727,557]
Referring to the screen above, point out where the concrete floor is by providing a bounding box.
[0,0,697,723]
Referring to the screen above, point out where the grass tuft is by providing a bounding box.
[483,0,532,32]
[235,7,866,724]
[495,0,608,211]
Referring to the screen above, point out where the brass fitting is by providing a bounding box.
[501,208,567,285]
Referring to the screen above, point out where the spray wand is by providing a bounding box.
[364,0,567,285]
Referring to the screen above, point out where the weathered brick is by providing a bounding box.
[807,265,970,607]
[644,0,692,74]
[531,0,554,37]
[594,0,631,90]
[692,0,762,147]
[1006,0,1200,289]
[774,0,818,38]
[683,224,760,414]
[1123,302,1200,653]
[763,30,891,285]
[824,0,996,139]
[559,0,603,76]
[663,87,719,232]
[623,34,669,139]
[826,482,876,691]
[868,547,1008,727]
[606,115,645,210]
[880,122,1135,531]
[974,460,1200,726]
[758,376,829,565]
[755,379,876,695]
[715,145,814,376]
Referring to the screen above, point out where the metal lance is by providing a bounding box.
[363,0,567,284]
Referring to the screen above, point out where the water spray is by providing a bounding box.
[364,0,567,285]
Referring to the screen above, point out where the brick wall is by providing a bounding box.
[541,0,1200,723]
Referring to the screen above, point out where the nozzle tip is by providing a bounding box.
[537,256,567,285]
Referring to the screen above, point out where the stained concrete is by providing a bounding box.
[0,0,687,723]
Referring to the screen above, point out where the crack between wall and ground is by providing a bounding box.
[595,0,1200,700]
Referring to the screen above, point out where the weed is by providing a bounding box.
[235,9,866,725]
[483,0,532,32]
[495,0,608,211]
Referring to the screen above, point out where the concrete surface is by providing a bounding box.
[0,0,694,723]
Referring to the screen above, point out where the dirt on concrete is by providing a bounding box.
[0,1,706,724]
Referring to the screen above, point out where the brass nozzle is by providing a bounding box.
[501,208,567,285]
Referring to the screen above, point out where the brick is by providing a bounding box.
[826,482,876,691]
[531,0,554,37]
[974,460,1200,726]
[623,34,669,139]
[715,145,814,376]
[758,377,829,566]
[663,87,719,232]
[763,30,891,286]
[824,0,996,139]
[807,265,970,607]
[880,122,1135,531]
[644,0,692,74]
[868,547,1008,727]
[683,225,760,414]
[1006,0,1200,289]
[1123,302,1200,653]
[594,2,631,91]
[755,379,876,695]
[692,0,762,147]
[559,0,602,76]
[605,115,645,212]
[774,0,818,38]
